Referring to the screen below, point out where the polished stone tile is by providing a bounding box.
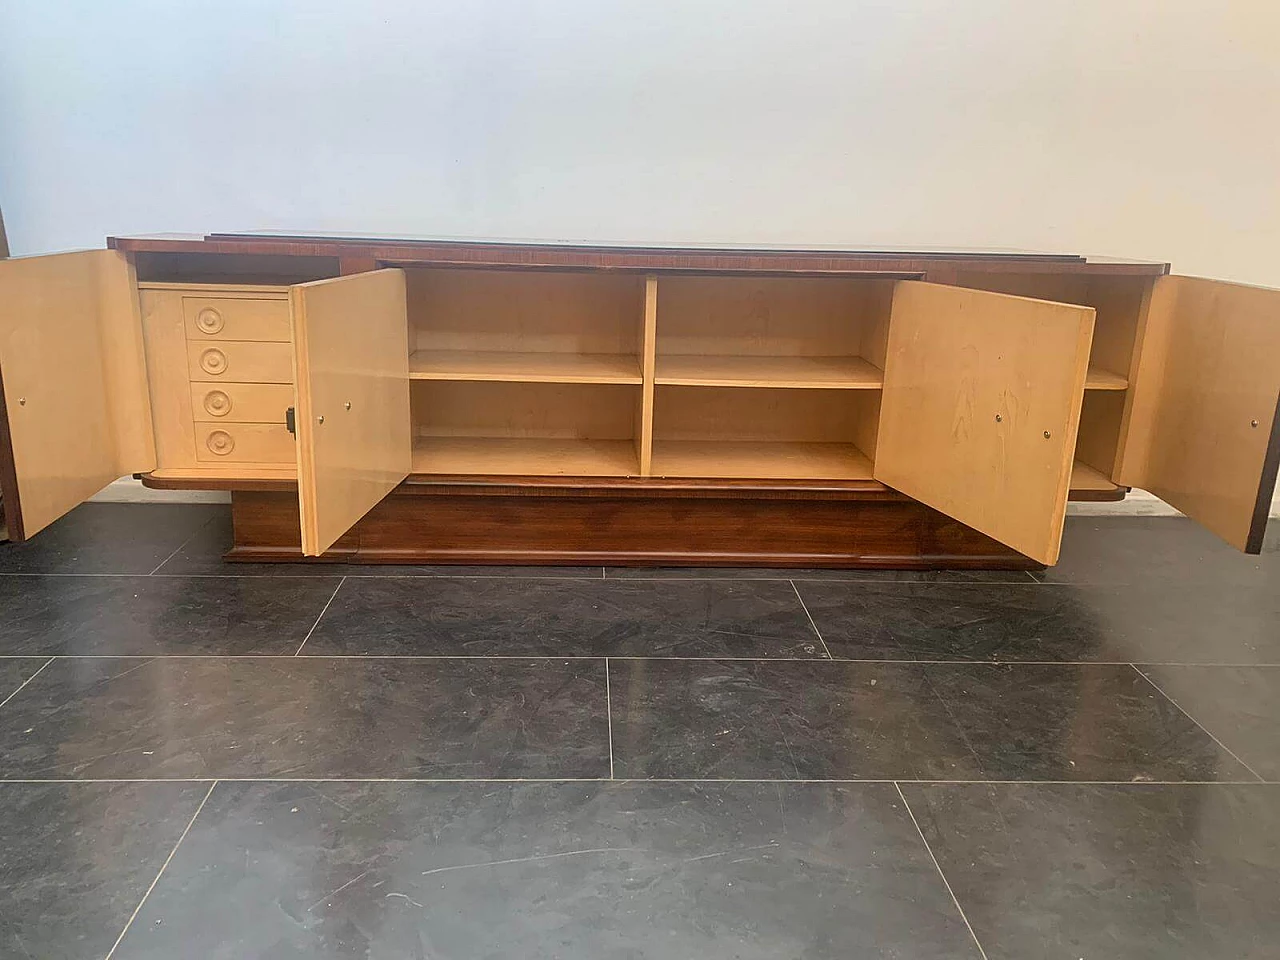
[800,578,1280,665]
[608,659,984,780]
[1037,516,1280,585]
[926,664,1255,782]
[0,658,49,704]
[796,581,1110,661]
[0,658,608,779]
[304,577,822,658]
[608,660,1251,782]
[0,575,341,656]
[1060,579,1280,664]
[0,502,221,575]
[0,781,210,960]
[155,511,602,578]
[1140,665,1280,780]
[606,566,1036,582]
[113,781,980,960]
[902,782,1280,959]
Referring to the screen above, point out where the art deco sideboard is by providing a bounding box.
[0,233,1277,568]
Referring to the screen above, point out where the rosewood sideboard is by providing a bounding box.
[0,233,1277,569]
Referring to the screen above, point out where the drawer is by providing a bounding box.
[195,421,295,463]
[184,297,291,342]
[190,382,294,423]
[187,341,293,383]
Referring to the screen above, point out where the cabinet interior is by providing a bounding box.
[953,271,1154,496]
[142,265,1152,493]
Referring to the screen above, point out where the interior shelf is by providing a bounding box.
[1069,459,1122,493]
[1085,366,1129,390]
[655,354,883,389]
[412,437,638,477]
[652,440,874,480]
[409,349,642,384]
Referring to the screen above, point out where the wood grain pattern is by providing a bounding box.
[291,269,411,555]
[407,267,643,355]
[141,289,201,470]
[226,487,1040,569]
[875,281,1095,565]
[637,276,658,475]
[0,250,154,538]
[1116,275,1280,552]
[654,354,883,389]
[186,340,293,383]
[189,382,295,423]
[651,440,874,480]
[194,421,294,463]
[412,437,638,477]
[182,296,292,341]
[408,349,641,384]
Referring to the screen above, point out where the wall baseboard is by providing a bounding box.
[88,478,1280,519]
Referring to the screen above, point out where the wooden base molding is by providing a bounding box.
[226,485,1041,569]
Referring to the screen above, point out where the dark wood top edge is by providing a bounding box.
[107,235,1170,276]
[205,232,1089,261]
[0,361,26,541]
[1246,391,1280,553]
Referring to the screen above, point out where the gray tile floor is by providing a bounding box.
[0,503,1278,958]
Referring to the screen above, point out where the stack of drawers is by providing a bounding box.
[184,295,297,464]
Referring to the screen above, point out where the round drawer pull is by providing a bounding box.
[205,430,235,456]
[195,307,225,334]
[203,390,232,417]
[200,348,228,375]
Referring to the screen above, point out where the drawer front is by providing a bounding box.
[190,382,294,423]
[183,297,291,342]
[195,421,295,463]
[187,341,293,383]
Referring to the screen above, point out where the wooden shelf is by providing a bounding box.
[655,354,883,389]
[409,350,642,384]
[412,437,638,477]
[1070,460,1122,493]
[1085,366,1128,390]
[652,440,874,480]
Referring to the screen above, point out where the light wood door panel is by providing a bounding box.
[0,250,153,539]
[875,281,1095,565]
[291,269,411,556]
[1116,275,1280,553]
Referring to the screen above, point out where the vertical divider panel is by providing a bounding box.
[636,276,658,475]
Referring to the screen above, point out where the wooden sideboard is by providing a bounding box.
[0,233,1277,568]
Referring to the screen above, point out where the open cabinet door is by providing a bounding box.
[0,250,154,540]
[1116,276,1280,553]
[291,269,411,556]
[874,281,1095,565]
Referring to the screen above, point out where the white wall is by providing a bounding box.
[2,0,1278,284]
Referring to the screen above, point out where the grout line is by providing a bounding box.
[605,658,615,780]
[789,580,833,659]
[104,780,218,959]
[294,577,346,656]
[0,776,1272,785]
[0,657,55,711]
[3,654,1280,667]
[1131,664,1267,783]
[147,523,211,576]
[0,570,1056,583]
[601,567,606,580]
[895,782,989,960]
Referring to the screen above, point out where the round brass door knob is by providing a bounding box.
[195,307,224,334]
[200,348,228,375]
[206,430,235,456]
[203,390,231,417]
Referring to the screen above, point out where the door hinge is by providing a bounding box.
[285,407,296,437]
